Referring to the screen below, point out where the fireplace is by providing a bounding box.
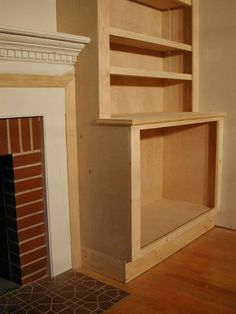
[0,117,47,285]
[0,26,90,286]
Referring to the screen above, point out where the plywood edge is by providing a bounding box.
[192,0,200,111]
[178,0,191,6]
[134,0,191,10]
[126,209,215,282]
[0,73,73,87]
[110,66,192,81]
[81,247,126,282]
[95,112,225,127]
[215,119,224,211]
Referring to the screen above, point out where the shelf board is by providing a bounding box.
[110,66,192,81]
[141,199,210,248]
[110,27,192,52]
[96,112,225,127]
[133,0,191,10]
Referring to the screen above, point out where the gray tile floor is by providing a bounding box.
[0,270,129,313]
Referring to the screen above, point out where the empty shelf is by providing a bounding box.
[110,66,192,81]
[110,27,192,52]
[96,112,225,126]
[141,199,211,247]
[133,0,191,10]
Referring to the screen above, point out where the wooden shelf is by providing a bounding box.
[96,112,225,126]
[110,66,192,81]
[133,0,191,10]
[110,27,192,52]
[141,199,211,247]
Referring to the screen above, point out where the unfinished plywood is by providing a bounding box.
[141,199,211,247]
[110,27,192,52]
[163,122,217,207]
[59,0,224,283]
[133,0,191,11]
[110,0,163,37]
[110,44,164,72]
[140,128,163,207]
[162,6,192,44]
[127,208,215,282]
[97,112,224,126]
[110,66,192,80]
[110,77,164,114]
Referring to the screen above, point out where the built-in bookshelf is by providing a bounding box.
[77,0,224,282]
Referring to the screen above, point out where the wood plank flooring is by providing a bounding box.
[80,227,236,314]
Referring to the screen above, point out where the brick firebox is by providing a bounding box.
[0,117,47,285]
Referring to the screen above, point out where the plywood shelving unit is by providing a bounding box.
[77,0,224,282]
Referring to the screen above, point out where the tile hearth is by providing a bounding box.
[0,270,129,313]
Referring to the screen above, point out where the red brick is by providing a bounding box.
[17,200,44,218]
[17,212,45,230]
[19,236,46,254]
[32,117,42,150]
[0,119,8,154]
[20,246,47,265]
[21,269,47,286]
[16,189,43,206]
[15,177,43,193]
[14,165,42,180]
[18,224,45,242]
[13,152,42,167]
[9,119,20,153]
[21,257,47,277]
[20,118,31,152]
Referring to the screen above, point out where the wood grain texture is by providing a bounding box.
[79,227,236,314]
[126,209,215,281]
[96,112,225,126]
[110,0,163,37]
[163,122,217,206]
[141,199,211,246]
[192,0,199,111]
[134,0,191,10]
[110,27,192,52]
[0,74,73,87]
[110,66,192,80]
[65,78,81,269]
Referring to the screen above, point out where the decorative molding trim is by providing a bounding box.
[0,25,90,65]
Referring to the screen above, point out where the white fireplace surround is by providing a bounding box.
[0,26,90,277]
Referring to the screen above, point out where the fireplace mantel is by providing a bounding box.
[0,25,90,282]
[0,25,90,75]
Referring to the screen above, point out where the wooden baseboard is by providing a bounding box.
[126,209,215,282]
[81,210,216,283]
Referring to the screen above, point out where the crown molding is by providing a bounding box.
[0,25,90,66]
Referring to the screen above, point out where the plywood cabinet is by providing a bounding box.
[77,0,224,282]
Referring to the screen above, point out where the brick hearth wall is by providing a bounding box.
[0,117,47,285]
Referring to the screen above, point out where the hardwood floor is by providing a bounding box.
[80,227,236,313]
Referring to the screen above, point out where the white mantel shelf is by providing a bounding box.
[0,25,90,70]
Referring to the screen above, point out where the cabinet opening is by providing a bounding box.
[140,122,217,247]
[110,76,192,114]
[110,44,192,75]
[110,0,192,45]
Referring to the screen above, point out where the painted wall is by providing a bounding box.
[0,0,57,32]
[199,0,236,229]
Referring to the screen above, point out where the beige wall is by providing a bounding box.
[199,0,236,229]
[0,0,57,32]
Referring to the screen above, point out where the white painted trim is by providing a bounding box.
[0,88,71,277]
[0,25,90,66]
[0,61,75,76]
